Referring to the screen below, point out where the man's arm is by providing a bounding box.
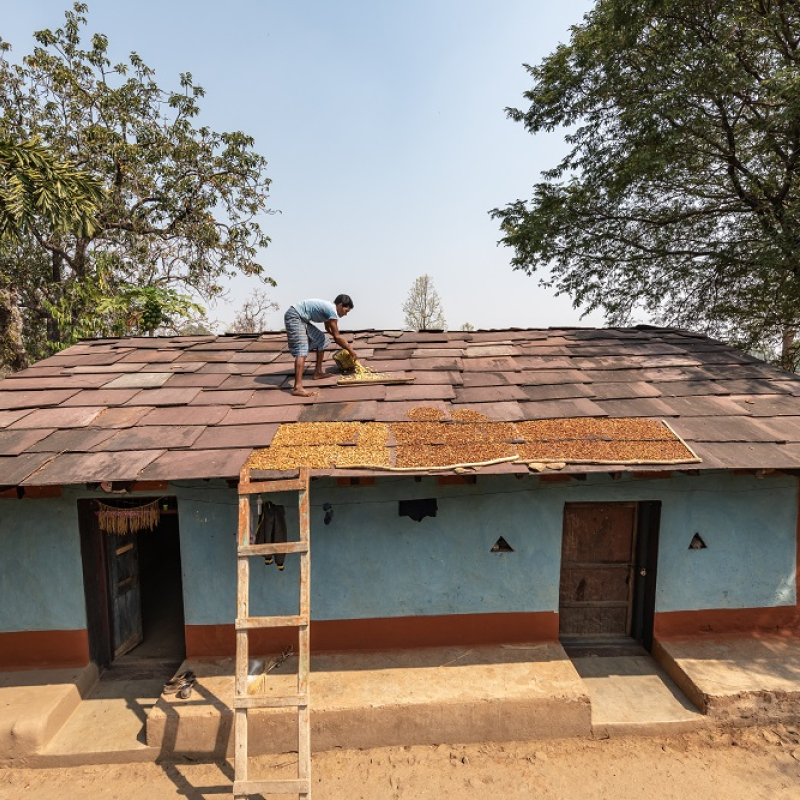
[325,318,357,360]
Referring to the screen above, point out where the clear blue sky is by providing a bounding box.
[3,0,605,332]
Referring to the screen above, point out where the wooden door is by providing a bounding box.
[107,531,143,657]
[78,499,112,668]
[559,502,637,637]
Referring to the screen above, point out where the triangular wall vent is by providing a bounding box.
[688,533,707,550]
[491,537,514,553]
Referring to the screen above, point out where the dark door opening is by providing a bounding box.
[78,496,186,670]
[559,500,661,654]
[630,500,661,652]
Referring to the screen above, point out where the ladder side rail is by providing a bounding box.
[235,492,252,792]
[297,470,311,793]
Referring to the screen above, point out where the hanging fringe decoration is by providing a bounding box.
[96,498,162,535]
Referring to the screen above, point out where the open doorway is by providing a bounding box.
[559,500,661,658]
[78,496,186,672]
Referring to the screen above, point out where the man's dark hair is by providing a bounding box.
[334,294,354,309]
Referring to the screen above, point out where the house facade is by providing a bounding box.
[1,327,799,672]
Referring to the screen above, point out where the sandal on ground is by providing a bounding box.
[178,683,193,700]
[163,677,195,696]
[163,671,195,693]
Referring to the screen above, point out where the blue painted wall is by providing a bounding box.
[171,472,799,624]
[0,495,86,632]
[173,478,565,623]
[0,471,796,634]
[656,474,797,611]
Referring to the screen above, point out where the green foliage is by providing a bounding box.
[0,138,101,370]
[96,285,204,336]
[492,0,800,367]
[39,257,203,343]
[1,211,207,361]
[0,137,103,242]
[0,2,274,364]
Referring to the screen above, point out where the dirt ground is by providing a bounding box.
[2,724,800,799]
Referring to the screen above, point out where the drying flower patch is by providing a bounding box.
[247,416,698,471]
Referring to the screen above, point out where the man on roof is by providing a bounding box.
[284,294,357,397]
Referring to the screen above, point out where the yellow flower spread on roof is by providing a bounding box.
[245,410,699,471]
[515,418,676,442]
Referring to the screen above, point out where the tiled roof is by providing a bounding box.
[1,326,800,485]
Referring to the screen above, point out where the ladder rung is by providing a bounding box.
[238,542,308,557]
[239,479,307,495]
[233,693,308,709]
[234,778,309,795]
[236,615,307,629]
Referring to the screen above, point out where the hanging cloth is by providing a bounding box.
[254,501,288,569]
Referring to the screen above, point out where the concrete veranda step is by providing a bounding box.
[572,655,709,737]
[9,638,800,767]
[0,663,98,765]
[655,636,800,724]
[146,644,593,758]
[37,677,163,766]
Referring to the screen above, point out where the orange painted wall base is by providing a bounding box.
[6,607,799,669]
[0,630,89,671]
[185,611,559,658]
[654,606,800,639]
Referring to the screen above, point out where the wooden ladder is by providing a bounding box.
[234,465,312,799]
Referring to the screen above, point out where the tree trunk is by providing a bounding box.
[780,327,797,373]
[46,250,63,346]
[0,284,29,372]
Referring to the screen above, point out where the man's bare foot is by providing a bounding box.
[292,388,317,397]
[312,371,325,380]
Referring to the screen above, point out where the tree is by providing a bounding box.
[228,288,279,333]
[0,137,103,369]
[492,0,800,369]
[402,274,446,331]
[0,3,274,365]
[173,317,214,336]
[460,322,475,332]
